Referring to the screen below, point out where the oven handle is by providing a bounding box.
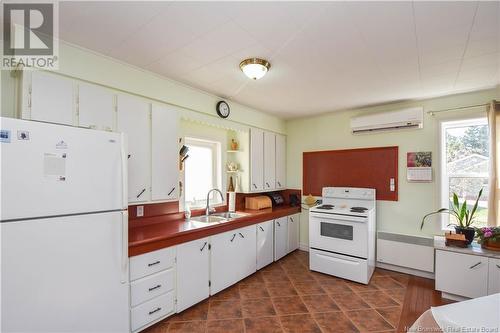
[316,252,361,266]
[310,213,367,223]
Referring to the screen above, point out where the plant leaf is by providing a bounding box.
[469,188,483,226]
[420,209,449,229]
[453,193,460,210]
[459,199,467,227]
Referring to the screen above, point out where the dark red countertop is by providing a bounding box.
[129,205,301,257]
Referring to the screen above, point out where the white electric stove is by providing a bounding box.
[309,187,376,284]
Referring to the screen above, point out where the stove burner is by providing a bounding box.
[316,204,334,210]
[350,206,368,213]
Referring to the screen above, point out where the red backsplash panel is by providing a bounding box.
[129,201,179,219]
[303,146,398,201]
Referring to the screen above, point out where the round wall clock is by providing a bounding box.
[216,101,230,119]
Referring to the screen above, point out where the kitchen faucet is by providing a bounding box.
[205,188,224,216]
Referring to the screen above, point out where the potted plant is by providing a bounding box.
[421,189,483,245]
[476,227,500,251]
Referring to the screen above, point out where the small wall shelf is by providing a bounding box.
[227,150,242,153]
[226,170,242,173]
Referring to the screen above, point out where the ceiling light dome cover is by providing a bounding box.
[239,58,271,80]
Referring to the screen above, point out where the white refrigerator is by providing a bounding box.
[1,117,130,332]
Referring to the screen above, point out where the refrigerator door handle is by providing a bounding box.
[121,211,129,284]
[120,133,128,208]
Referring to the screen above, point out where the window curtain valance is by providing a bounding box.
[487,100,500,226]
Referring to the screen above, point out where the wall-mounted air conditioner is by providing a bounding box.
[350,107,423,134]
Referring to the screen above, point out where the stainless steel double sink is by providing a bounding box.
[189,212,249,224]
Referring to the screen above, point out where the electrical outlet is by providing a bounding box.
[136,205,144,217]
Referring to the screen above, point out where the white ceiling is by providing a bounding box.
[59,1,500,118]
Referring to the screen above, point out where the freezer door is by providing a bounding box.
[1,211,129,332]
[1,117,126,221]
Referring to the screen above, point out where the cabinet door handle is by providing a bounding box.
[168,187,175,196]
[266,182,270,187]
[239,232,245,238]
[230,234,236,242]
[200,242,207,252]
[469,262,482,269]
[148,284,161,292]
[290,217,294,223]
[277,181,282,187]
[496,264,500,269]
[148,307,161,315]
[128,154,131,159]
[148,260,160,267]
[259,226,264,232]
[277,221,281,227]
[137,188,146,198]
[253,183,257,189]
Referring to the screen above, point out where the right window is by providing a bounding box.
[441,118,489,229]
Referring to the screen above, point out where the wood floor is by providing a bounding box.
[397,275,454,332]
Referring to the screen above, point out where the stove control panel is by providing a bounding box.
[321,187,375,200]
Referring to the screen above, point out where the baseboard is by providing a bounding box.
[299,243,309,252]
[376,261,435,279]
[441,292,469,302]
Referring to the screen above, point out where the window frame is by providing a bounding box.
[439,117,489,231]
[184,136,225,209]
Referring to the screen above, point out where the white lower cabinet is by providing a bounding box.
[131,269,174,307]
[130,247,175,282]
[257,220,274,270]
[129,247,176,332]
[274,217,288,261]
[488,258,500,295]
[435,250,489,299]
[176,238,210,312]
[129,213,299,332]
[131,291,175,332]
[210,225,257,295]
[287,214,300,253]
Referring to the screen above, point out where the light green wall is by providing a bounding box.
[286,87,500,246]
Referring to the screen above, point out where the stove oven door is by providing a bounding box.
[309,212,368,258]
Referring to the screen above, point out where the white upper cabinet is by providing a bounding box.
[117,95,151,203]
[250,128,264,192]
[287,214,300,253]
[176,238,210,312]
[263,131,276,190]
[28,71,75,125]
[275,134,286,189]
[247,128,286,193]
[78,83,115,131]
[151,105,178,201]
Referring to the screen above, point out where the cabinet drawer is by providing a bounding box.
[131,291,174,332]
[131,268,174,307]
[130,247,175,281]
[435,250,488,298]
[488,258,500,295]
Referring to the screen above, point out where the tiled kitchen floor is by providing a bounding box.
[144,250,411,333]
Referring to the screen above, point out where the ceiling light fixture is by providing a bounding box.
[239,58,271,80]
